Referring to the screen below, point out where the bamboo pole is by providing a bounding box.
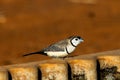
[0,69,8,80]
[68,59,97,80]
[8,66,37,80]
[38,59,68,80]
[0,49,119,79]
[97,55,120,80]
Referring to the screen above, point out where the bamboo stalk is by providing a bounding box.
[68,59,97,80]
[0,70,8,80]
[0,49,119,80]
[8,66,37,80]
[97,55,120,80]
[38,59,68,80]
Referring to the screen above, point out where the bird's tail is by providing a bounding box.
[23,51,47,57]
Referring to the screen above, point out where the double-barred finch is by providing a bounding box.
[23,36,84,58]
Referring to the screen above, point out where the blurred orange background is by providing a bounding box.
[0,0,120,65]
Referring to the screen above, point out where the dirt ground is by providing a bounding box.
[0,0,120,66]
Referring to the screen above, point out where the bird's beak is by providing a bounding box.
[80,39,84,42]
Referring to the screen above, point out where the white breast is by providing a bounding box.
[66,45,76,53]
[46,51,68,57]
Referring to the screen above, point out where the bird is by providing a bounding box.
[23,36,84,58]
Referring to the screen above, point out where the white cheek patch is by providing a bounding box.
[71,39,80,47]
[45,51,68,57]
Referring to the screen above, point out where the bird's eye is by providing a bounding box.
[75,38,78,41]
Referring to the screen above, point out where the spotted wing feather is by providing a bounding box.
[43,39,69,52]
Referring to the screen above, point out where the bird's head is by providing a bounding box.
[69,36,84,47]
